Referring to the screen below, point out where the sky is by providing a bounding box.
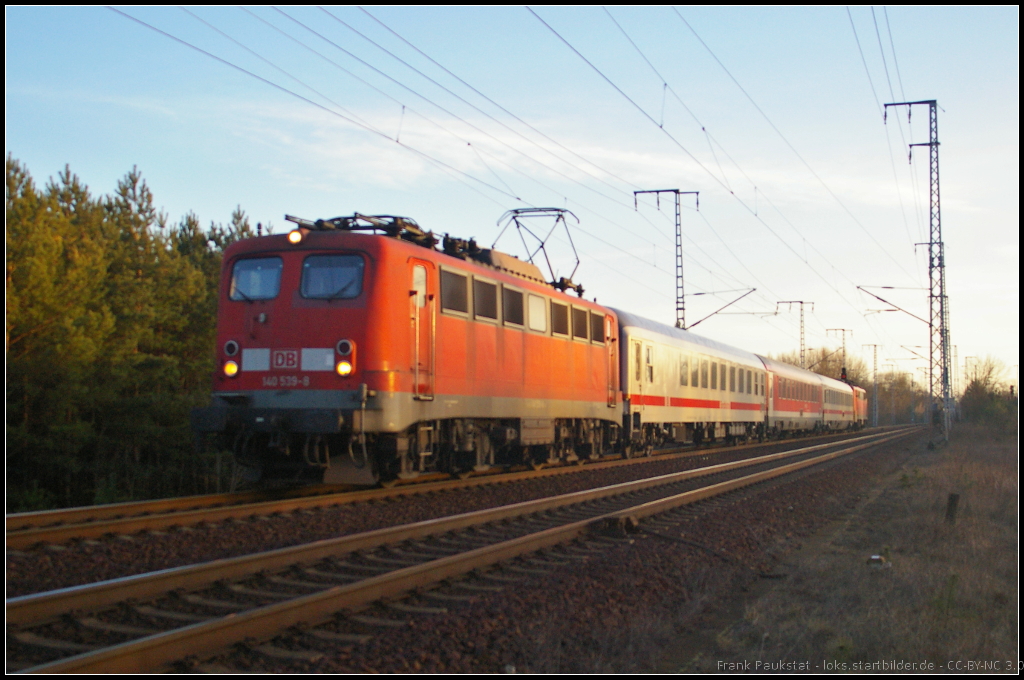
[6,6,1019,392]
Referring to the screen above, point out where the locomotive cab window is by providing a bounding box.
[300,254,364,299]
[550,302,569,336]
[230,256,283,301]
[473,278,498,321]
[503,287,524,326]
[441,269,469,314]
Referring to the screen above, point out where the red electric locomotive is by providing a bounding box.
[192,214,621,484]
[193,211,869,485]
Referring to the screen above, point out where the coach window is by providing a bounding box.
[590,312,605,344]
[645,346,654,383]
[634,343,642,382]
[440,269,469,314]
[747,370,753,395]
[572,307,589,340]
[737,367,743,394]
[679,355,689,386]
[701,359,708,389]
[503,287,524,326]
[473,278,498,321]
[551,302,569,336]
[230,256,283,301]
[711,362,718,390]
[692,358,700,387]
[730,366,736,392]
[527,294,547,332]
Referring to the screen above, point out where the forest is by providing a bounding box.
[6,156,256,510]
[6,156,1013,511]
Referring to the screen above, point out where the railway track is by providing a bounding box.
[6,428,916,673]
[5,429,893,550]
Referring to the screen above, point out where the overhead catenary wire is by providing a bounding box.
[641,7,914,353]
[526,7,872,323]
[109,8,525,210]
[276,7,679,250]
[674,7,918,286]
[356,5,647,195]
[326,9,689,252]
[528,7,914,356]
[846,7,921,277]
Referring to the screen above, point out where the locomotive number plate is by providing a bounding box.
[262,375,310,387]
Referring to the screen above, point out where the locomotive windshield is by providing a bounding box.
[229,257,283,301]
[301,254,365,299]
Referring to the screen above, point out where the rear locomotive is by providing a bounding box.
[191,214,621,484]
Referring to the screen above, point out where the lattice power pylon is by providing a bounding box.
[885,99,952,439]
[634,190,699,329]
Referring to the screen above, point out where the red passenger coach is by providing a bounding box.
[759,356,863,436]
[192,215,621,483]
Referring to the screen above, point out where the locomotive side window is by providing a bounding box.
[503,287,524,326]
[300,255,365,300]
[412,265,427,307]
[441,269,469,314]
[572,308,589,340]
[230,257,283,301]
[473,278,498,321]
[590,312,604,344]
[550,302,569,336]
[527,294,547,332]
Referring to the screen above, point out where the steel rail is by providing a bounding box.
[18,428,917,674]
[8,428,910,626]
[6,428,892,549]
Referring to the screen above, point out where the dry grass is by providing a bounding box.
[701,423,1018,672]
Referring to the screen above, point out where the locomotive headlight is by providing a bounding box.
[223,360,240,377]
[287,229,303,244]
[336,360,353,376]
